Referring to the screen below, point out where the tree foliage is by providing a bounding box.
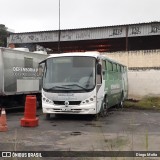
[0,24,8,47]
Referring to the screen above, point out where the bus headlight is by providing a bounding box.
[42,96,53,104]
[81,95,96,104]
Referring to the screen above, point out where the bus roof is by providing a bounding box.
[47,52,126,67]
[47,51,100,59]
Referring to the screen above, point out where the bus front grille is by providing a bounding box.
[53,101,81,105]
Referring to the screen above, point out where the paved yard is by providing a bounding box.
[0,108,160,160]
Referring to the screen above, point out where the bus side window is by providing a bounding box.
[113,63,117,72]
[102,60,106,70]
[122,66,124,73]
[96,63,102,84]
[113,63,118,80]
[102,60,106,76]
[117,64,121,79]
[108,61,113,71]
[117,64,120,72]
[108,61,113,81]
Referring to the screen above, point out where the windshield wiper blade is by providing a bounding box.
[47,86,71,90]
[63,84,88,91]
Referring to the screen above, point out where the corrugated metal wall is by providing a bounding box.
[7,22,160,44]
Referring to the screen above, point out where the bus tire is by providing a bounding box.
[100,97,108,117]
[118,92,124,109]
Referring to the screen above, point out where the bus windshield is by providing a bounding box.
[43,56,96,92]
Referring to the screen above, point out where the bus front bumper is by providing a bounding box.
[42,102,97,114]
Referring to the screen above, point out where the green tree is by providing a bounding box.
[0,24,8,47]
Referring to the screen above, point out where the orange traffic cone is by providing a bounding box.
[0,108,8,132]
[21,95,39,127]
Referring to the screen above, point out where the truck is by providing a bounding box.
[0,47,48,108]
[39,51,128,119]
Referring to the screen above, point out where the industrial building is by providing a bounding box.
[7,21,160,53]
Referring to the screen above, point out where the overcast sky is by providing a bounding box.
[1,0,160,33]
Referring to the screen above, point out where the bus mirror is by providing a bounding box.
[38,60,46,76]
[97,63,102,75]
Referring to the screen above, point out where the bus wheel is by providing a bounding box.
[100,98,108,117]
[118,93,124,109]
[45,113,51,120]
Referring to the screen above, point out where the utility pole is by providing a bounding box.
[58,0,61,53]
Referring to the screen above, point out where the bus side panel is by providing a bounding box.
[106,70,113,107]
[105,61,123,107]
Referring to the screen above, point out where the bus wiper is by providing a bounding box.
[63,84,88,91]
[47,86,71,90]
